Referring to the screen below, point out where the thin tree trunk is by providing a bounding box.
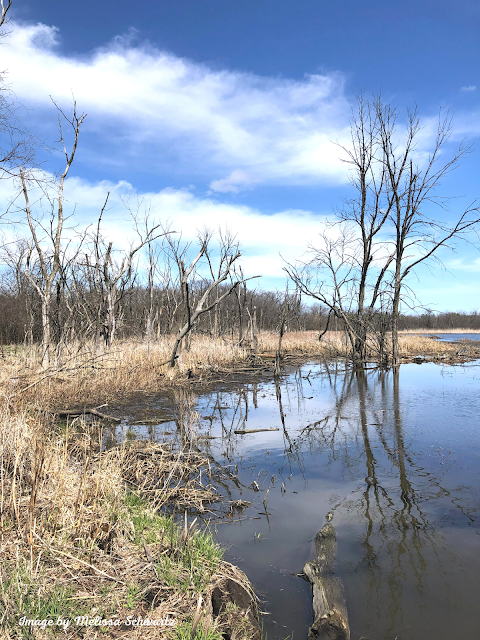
[40,295,51,369]
[392,287,401,367]
[251,308,258,354]
[274,319,286,376]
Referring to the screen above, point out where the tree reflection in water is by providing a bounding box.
[118,362,480,639]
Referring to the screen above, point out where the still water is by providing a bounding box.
[423,332,480,342]
[131,361,480,640]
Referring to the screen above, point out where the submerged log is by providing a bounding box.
[303,520,350,640]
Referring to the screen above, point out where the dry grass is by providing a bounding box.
[0,401,255,639]
[1,332,345,413]
[1,330,479,413]
[258,330,347,356]
[260,330,480,362]
[398,333,480,360]
[1,336,251,409]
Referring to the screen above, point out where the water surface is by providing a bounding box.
[422,332,480,342]
[129,361,480,640]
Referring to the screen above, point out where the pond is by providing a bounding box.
[124,361,480,640]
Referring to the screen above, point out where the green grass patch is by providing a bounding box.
[1,560,88,638]
[123,490,168,544]
[173,619,223,640]
[123,491,224,593]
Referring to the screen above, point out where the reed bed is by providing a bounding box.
[1,336,250,409]
[398,333,480,359]
[1,331,479,413]
[259,330,480,362]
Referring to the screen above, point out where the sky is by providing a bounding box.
[1,0,480,311]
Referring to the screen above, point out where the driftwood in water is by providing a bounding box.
[234,428,280,435]
[303,520,350,640]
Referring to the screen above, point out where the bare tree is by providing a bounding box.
[20,102,86,367]
[156,258,182,336]
[274,287,301,376]
[231,266,248,345]
[286,97,395,362]
[334,96,396,360]
[374,99,480,365]
[144,234,160,350]
[166,231,259,367]
[287,95,480,366]
[285,227,364,358]
[77,195,168,349]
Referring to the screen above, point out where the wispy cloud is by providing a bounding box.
[209,170,258,193]
[444,257,480,273]
[461,85,477,92]
[3,22,353,188]
[4,22,479,193]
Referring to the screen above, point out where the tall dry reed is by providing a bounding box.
[1,331,478,413]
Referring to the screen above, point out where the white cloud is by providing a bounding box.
[444,257,480,273]
[461,85,477,92]
[0,173,328,282]
[4,22,478,194]
[209,170,257,193]
[3,21,352,187]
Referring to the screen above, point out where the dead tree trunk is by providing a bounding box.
[20,102,86,368]
[274,317,286,376]
[246,305,258,354]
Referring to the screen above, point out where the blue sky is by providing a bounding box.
[3,0,480,311]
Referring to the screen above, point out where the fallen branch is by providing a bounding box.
[12,351,117,397]
[54,406,121,423]
[234,428,280,435]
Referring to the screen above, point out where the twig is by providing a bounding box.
[54,407,121,423]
